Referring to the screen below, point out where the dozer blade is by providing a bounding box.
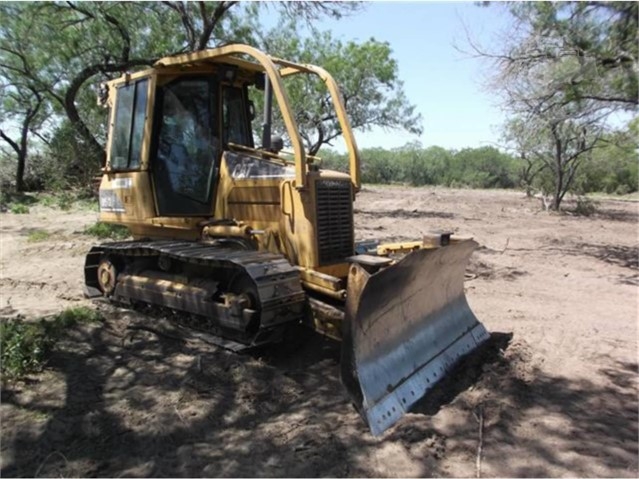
[340,239,489,436]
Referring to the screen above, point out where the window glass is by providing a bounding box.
[153,78,219,215]
[111,84,134,169]
[129,80,148,169]
[226,152,295,179]
[223,87,251,147]
[110,79,148,170]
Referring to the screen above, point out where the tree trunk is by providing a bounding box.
[553,168,564,210]
[0,120,30,192]
[15,152,26,192]
[16,115,32,192]
[551,123,564,210]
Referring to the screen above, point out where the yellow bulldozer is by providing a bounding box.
[84,44,489,436]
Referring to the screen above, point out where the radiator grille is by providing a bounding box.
[315,179,354,264]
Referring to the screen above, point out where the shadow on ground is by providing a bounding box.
[501,239,638,286]
[576,243,638,270]
[592,208,638,223]
[1,314,637,477]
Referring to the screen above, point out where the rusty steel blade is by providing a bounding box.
[340,239,489,436]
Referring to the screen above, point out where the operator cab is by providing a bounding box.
[150,76,252,216]
[106,64,271,217]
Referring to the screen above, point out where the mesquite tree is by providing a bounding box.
[0,1,361,189]
[474,1,638,208]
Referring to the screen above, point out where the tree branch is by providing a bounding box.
[0,130,21,157]
[163,1,197,50]
[197,1,238,50]
[61,57,156,165]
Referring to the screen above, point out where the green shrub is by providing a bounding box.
[84,222,130,240]
[10,204,29,214]
[318,149,348,173]
[615,184,631,196]
[38,194,57,208]
[0,319,51,378]
[56,192,74,211]
[0,307,102,378]
[27,230,50,242]
[573,196,598,216]
[55,306,103,326]
[35,191,98,211]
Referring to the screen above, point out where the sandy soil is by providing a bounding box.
[1,187,637,478]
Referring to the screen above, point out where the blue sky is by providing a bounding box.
[266,2,514,152]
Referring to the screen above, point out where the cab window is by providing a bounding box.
[110,79,148,170]
[223,86,252,147]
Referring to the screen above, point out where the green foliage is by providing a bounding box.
[37,194,57,208]
[505,2,638,109]
[573,122,639,195]
[484,2,639,209]
[504,116,639,203]
[55,306,103,325]
[254,22,422,154]
[318,148,349,173]
[397,145,452,186]
[319,136,636,198]
[42,120,103,190]
[1,190,36,212]
[320,144,520,188]
[9,204,29,214]
[1,319,51,378]
[2,189,98,213]
[576,153,638,195]
[360,148,403,184]
[39,190,99,211]
[84,222,130,240]
[0,307,102,378]
[27,230,50,242]
[56,191,74,211]
[0,2,360,191]
[447,147,517,189]
[75,197,100,212]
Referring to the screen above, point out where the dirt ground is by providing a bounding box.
[1,186,637,478]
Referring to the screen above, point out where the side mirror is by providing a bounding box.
[248,100,256,121]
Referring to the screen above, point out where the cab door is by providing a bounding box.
[151,77,220,216]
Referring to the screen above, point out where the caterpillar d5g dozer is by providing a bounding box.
[84,44,489,436]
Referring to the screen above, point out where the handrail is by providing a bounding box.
[227,142,322,165]
[278,63,361,191]
[227,142,290,165]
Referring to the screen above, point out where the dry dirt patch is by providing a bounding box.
[1,187,637,477]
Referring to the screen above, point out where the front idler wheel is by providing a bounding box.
[97,257,118,296]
